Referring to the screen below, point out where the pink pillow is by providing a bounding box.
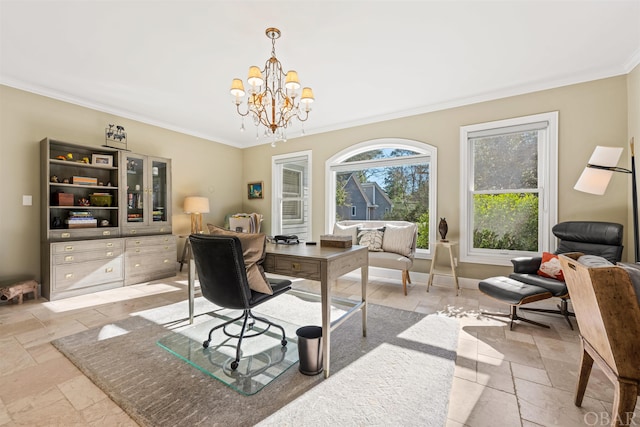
[538,252,565,281]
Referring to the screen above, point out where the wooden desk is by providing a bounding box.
[188,243,368,379]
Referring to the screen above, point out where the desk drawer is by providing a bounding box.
[267,256,321,280]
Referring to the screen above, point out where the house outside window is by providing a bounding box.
[326,138,437,256]
[460,112,558,266]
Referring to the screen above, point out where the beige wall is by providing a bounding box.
[0,85,244,281]
[243,76,631,279]
[1,73,634,284]
[628,64,640,260]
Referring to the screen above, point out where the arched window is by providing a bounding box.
[325,138,437,257]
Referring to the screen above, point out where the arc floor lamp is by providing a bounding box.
[574,138,638,262]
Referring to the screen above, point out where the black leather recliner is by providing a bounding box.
[509,221,624,329]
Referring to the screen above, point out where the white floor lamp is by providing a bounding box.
[574,138,638,262]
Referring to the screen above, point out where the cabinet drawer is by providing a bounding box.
[52,239,123,254]
[53,248,123,265]
[50,228,120,241]
[126,254,175,275]
[53,258,124,291]
[125,235,175,248]
[122,226,172,236]
[126,243,176,257]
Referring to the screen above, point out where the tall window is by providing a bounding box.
[460,112,558,265]
[326,138,437,256]
[272,151,311,240]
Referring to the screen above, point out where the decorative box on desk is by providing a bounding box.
[320,234,352,248]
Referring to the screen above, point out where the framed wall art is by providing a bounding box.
[91,154,113,167]
[248,181,264,199]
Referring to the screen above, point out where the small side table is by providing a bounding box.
[427,240,460,296]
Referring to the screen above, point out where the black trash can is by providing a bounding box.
[296,326,323,375]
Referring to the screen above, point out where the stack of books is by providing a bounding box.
[66,211,97,228]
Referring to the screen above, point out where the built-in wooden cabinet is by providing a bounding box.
[121,152,172,236]
[40,138,176,300]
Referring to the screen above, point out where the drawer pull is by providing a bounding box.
[61,232,71,238]
[105,267,113,273]
[135,263,141,268]
[163,259,169,263]
[164,246,169,250]
[64,256,74,262]
[292,262,301,272]
[135,241,141,245]
[135,249,141,253]
[65,246,74,252]
[106,251,113,257]
[106,243,114,247]
[65,273,73,279]
[131,230,137,234]
[102,231,111,236]
[160,228,165,232]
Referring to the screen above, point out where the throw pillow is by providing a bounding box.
[382,223,416,257]
[537,252,564,281]
[333,223,362,245]
[577,254,613,267]
[207,225,273,295]
[357,227,385,252]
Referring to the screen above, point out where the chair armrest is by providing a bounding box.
[511,256,542,274]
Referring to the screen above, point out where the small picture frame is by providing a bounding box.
[248,181,264,199]
[92,154,113,167]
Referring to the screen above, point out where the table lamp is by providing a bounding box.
[574,138,637,262]
[184,196,210,234]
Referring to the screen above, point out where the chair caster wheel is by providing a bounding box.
[203,340,209,349]
[281,339,287,347]
[231,360,239,370]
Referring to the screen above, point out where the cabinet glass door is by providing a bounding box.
[151,160,168,223]
[125,154,146,224]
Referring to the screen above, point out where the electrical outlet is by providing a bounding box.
[22,195,32,206]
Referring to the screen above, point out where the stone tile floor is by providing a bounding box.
[0,271,637,426]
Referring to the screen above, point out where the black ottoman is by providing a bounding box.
[479,276,553,329]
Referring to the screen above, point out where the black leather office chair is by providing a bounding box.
[509,221,624,329]
[189,234,292,370]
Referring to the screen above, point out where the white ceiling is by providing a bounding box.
[1,1,639,148]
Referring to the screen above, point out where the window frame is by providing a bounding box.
[271,150,312,238]
[325,138,437,258]
[459,112,558,266]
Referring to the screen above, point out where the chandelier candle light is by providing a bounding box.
[230,27,314,146]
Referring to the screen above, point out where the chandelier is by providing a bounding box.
[230,27,314,146]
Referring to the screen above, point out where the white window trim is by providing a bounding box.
[459,112,558,266]
[325,138,437,258]
[271,150,312,236]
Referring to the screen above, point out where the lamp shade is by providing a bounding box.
[247,66,264,87]
[300,87,315,104]
[184,196,210,214]
[574,146,624,195]
[230,79,245,97]
[285,70,300,91]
